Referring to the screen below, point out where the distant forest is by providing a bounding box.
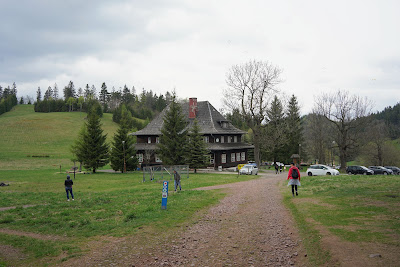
[374,102,400,139]
[0,83,18,115]
[30,81,172,130]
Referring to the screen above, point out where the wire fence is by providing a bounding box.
[142,165,189,182]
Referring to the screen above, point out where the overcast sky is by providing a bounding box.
[1,0,399,115]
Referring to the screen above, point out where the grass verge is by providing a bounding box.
[282,174,400,266]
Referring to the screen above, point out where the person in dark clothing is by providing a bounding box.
[275,163,279,174]
[173,170,181,191]
[64,175,74,201]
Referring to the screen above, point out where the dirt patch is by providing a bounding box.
[0,244,26,263]
[293,197,336,209]
[0,229,65,241]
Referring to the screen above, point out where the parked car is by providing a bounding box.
[239,164,258,175]
[368,166,393,175]
[306,164,340,176]
[346,166,374,175]
[384,166,400,175]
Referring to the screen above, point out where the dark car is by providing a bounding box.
[346,165,374,175]
[384,166,400,175]
[368,166,393,175]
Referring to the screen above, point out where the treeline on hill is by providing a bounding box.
[33,81,171,129]
[374,102,400,139]
[0,83,18,115]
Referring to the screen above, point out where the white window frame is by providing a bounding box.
[221,136,225,143]
[241,152,246,161]
[228,136,231,143]
[204,136,209,143]
[137,153,143,163]
[236,152,240,162]
[221,154,226,164]
[231,153,235,162]
[155,154,162,163]
[234,136,238,143]
[147,137,151,143]
[156,137,160,143]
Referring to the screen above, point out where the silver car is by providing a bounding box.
[239,164,258,175]
[306,164,340,176]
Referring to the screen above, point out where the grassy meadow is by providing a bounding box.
[282,174,400,266]
[0,106,257,266]
[1,105,400,266]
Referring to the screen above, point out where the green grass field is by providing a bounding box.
[1,105,400,266]
[0,105,120,170]
[0,169,255,266]
[282,174,400,266]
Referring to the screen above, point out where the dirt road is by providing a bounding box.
[62,172,306,266]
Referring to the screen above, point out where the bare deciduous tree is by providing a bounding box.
[314,90,373,171]
[223,60,282,166]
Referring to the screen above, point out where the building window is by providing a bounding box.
[221,154,226,164]
[231,153,235,162]
[221,136,225,143]
[228,136,231,143]
[204,136,209,143]
[210,154,214,164]
[236,152,240,162]
[137,153,143,163]
[156,137,160,143]
[147,137,151,143]
[222,122,228,128]
[241,152,246,161]
[155,154,162,163]
[234,136,238,143]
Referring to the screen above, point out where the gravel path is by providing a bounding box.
[62,172,306,266]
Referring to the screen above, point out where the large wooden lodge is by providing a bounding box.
[131,98,254,169]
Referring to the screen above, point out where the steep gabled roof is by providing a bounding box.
[131,100,246,136]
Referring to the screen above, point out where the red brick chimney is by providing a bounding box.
[189,98,197,118]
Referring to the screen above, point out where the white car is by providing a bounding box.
[306,164,340,176]
[239,164,258,175]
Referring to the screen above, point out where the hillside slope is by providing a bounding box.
[0,105,120,170]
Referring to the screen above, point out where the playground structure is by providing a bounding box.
[142,165,189,182]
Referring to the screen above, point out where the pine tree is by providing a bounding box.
[76,109,109,173]
[264,95,287,164]
[186,119,209,173]
[285,94,302,162]
[158,95,188,165]
[110,105,138,172]
[36,87,42,102]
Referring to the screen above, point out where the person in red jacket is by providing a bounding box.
[287,163,301,196]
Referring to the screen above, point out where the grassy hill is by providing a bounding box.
[0,105,121,170]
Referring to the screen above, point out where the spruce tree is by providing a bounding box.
[158,95,188,165]
[78,108,109,173]
[285,94,302,162]
[186,119,209,173]
[110,105,138,172]
[264,95,287,164]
